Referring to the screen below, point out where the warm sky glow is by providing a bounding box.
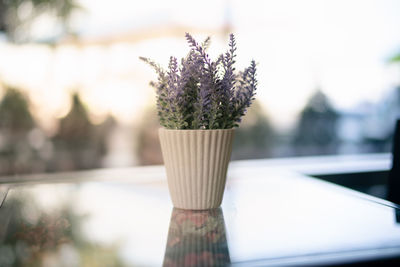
[0,0,400,130]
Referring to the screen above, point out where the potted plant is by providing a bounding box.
[141,33,257,210]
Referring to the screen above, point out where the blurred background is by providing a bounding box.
[0,0,400,176]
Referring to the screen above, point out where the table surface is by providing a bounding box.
[0,162,399,266]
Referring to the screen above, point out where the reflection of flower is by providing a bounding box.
[15,216,71,250]
[1,193,126,267]
[163,208,230,267]
[175,211,209,227]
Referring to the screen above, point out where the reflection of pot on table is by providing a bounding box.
[163,208,230,267]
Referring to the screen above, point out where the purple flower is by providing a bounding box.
[140,33,257,129]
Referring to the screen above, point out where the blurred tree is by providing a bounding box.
[0,0,80,42]
[136,107,163,165]
[362,87,400,153]
[96,114,117,158]
[0,87,44,175]
[51,93,111,171]
[53,93,85,170]
[0,87,34,132]
[232,101,275,160]
[293,90,339,156]
[55,93,92,145]
[361,54,400,152]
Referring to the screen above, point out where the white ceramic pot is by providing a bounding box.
[159,128,235,210]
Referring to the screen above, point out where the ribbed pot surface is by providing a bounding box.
[159,128,235,210]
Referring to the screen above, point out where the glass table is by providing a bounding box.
[0,162,399,266]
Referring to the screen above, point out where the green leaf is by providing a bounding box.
[390,54,400,63]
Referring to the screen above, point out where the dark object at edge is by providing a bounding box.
[388,119,400,205]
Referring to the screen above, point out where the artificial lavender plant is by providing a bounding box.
[140,33,257,129]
